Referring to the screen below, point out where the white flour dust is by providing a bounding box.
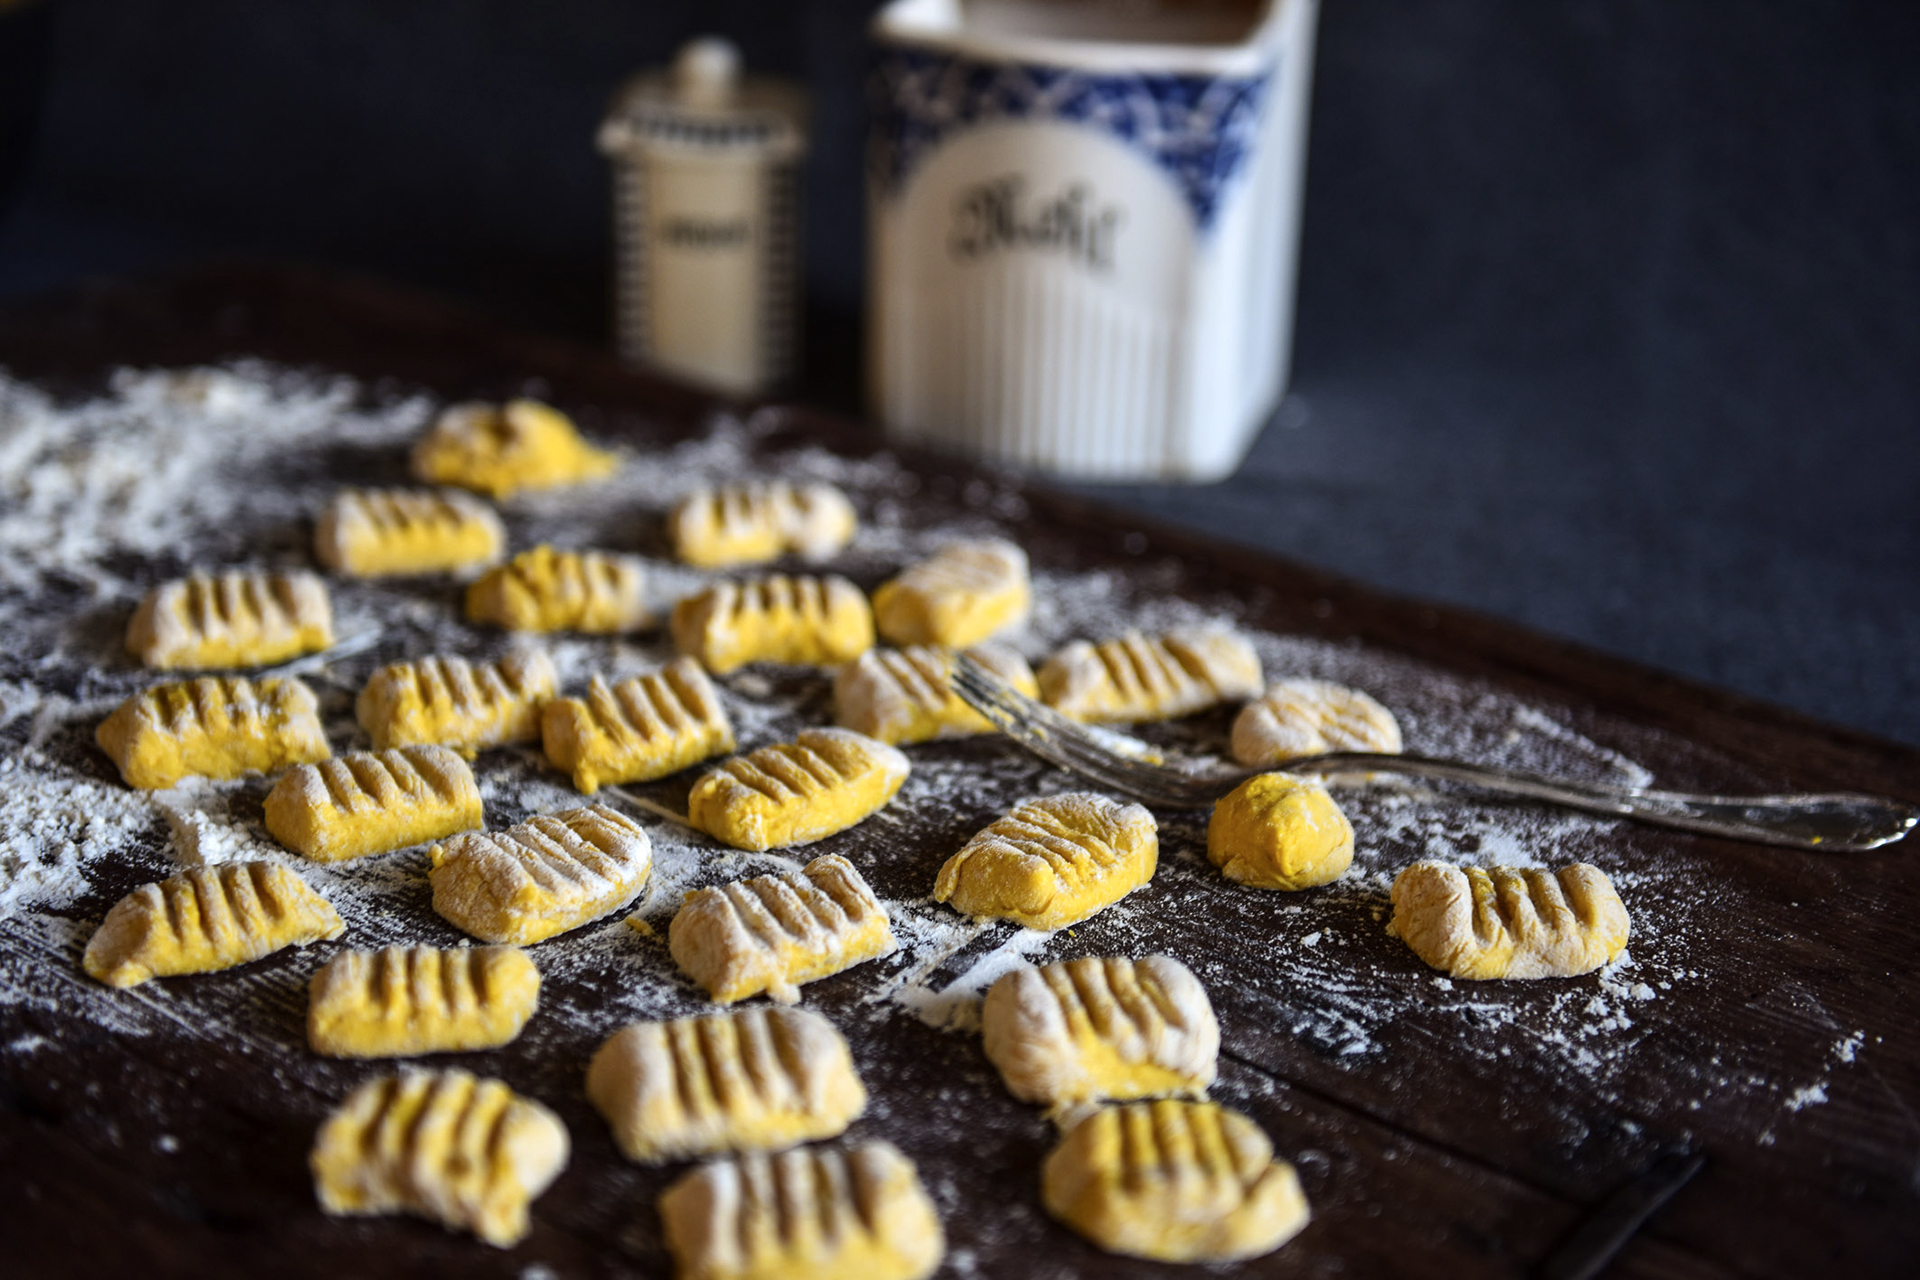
[0,363,1851,1158]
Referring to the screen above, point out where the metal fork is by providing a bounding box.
[949,655,1917,852]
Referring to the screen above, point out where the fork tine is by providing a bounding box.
[950,654,1228,807]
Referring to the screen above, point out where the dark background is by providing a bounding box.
[1,0,1916,747]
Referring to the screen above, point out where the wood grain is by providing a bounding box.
[2,265,1915,1279]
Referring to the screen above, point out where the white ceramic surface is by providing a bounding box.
[868,0,1319,480]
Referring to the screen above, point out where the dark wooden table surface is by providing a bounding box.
[1,266,1916,1279]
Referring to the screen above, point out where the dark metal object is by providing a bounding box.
[1537,1150,1708,1280]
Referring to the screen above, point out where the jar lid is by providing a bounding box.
[599,37,807,159]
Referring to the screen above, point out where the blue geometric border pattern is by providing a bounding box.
[870,45,1273,232]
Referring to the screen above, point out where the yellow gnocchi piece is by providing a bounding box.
[541,657,735,794]
[687,728,908,852]
[668,480,858,568]
[314,487,506,578]
[1042,1100,1310,1263]
[671,574,874,674]
[95,675,330,790]
[410,398,617,499]
[1039,628,1262,723]
[1387,860,1631,980]
[309,944,540,1057]
[933,793,1157,931]
[356,650,557,755]
[982,955,1218,1109]
[311,1068,569,1248]
[83,862,345,988]
[660,1140,944,1280]
[1231,677,1403,766]
[871,538,1030,648]
[587,1007,866,1164]
[832,643,1037,745]
[264,745,483,862]
[1206,773,1354,891]
[466,545,652,634]
[667,854,894,1004]
[430,805,653,945]
[126,569,334,670]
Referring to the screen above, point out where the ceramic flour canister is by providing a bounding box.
[868,0,1319,480]
[600,38,807,397]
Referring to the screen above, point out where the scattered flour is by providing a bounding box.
[0,363,1851,1196]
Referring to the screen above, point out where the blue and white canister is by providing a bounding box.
[868,0,1320,481]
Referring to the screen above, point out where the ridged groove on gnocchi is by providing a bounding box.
[686,727,909,851]
[659,1140,945,1280]
[126,570,334,670]
[466,545,652,634]
[1387,860,1631,979]
[1038,628,1262,723]
[310,1068,569,1247]
[314,487,505,578]
[1231,678,1403,767]
[95,675,330,790]
[1042,1100,1310,1263]
[308,944,541,1057]
[982,955,1219,1108]
[871,538,1031,648]
[832,644,1037,745]
[356,650,558,755]
[410,398,616,499]
[933,793,1158,931]
[587,1006,866,1163]
[541,657,734,794]
[671,573,874,674]
[263,745,482,862]
[83,861,345,988]
[667,854,894,1004]
[429,805,653,945]
[668,480,857,568]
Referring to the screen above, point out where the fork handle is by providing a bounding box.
[1284,753,1917,852]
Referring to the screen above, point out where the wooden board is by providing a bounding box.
[2,266,1917,1280]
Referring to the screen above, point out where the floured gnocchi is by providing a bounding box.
[667,854,893,1004]
[671,574,874,674]
[263,745,482,862]
[659,1140,944,1280]
[669,480,858,568]
[465,545,652,633]
[933,793,1158,931]
[1039,628,1262,723]
[311,1068,569,1247]
[871,538,1029,648]
[83,862,345,988]
[686,728,908,852]
[430,805,653,945]
[1232,677,1403,766]
[411,398,616,498]
[541,656,734,794]
[1042,1100,1310,1262]
[1388,860,1631,979]
[832,643,1037,745]
[127,569,334,670]
[95,675,330,790]
[308,944,540,1057]
[314,486,505,578]
[587,1006,866,1163]
[981,955,1218,1109]
[1206,772,1355,891]
[357,650,557,755]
